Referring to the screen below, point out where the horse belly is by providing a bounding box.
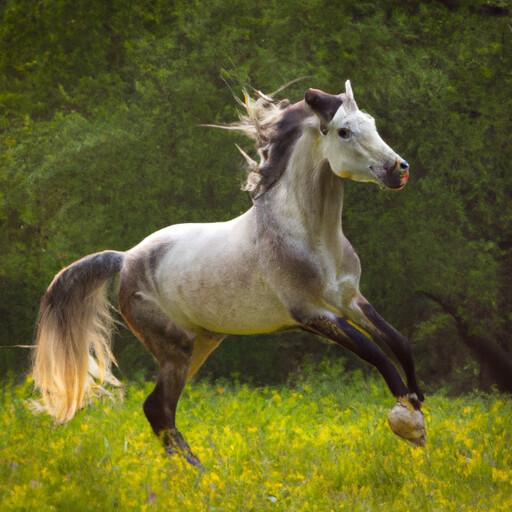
[158,260,294,335]
[187,288,292,335]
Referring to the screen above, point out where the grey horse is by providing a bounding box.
[32,81,426,468]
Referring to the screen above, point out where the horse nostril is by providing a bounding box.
[400,160,409,170]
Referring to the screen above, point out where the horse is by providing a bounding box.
[32,81,426,468]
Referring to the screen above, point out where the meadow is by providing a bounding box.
[1,362,511,512]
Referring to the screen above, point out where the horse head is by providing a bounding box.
[305,81,409,190]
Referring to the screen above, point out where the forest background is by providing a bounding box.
[1,0,511,395]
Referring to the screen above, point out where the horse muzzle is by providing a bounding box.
[373,159,410,190]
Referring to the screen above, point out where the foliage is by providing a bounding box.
[1,363,511,511]
[0,0,511,388]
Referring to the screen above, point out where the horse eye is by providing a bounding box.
[338,128,351,139]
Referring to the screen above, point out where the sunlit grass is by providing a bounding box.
[1,362,511,511]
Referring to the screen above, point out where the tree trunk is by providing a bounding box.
[418,291,512,394]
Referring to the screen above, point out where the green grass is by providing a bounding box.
[1,362,511,511]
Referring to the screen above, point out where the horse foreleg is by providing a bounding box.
[303,314,409,398]
[349,296,424,402]
[300,312,425,446]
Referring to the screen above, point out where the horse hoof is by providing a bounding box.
[388,398,426,447]
[166,446,205,470]
[185,452,205,471]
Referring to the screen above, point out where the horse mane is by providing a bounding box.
[207,90,309,199]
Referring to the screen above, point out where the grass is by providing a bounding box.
[1,362,511,511]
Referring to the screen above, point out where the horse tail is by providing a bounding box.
[32,250,125,423]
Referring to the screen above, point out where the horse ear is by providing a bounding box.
[344,80,358,111]
[304,88,342,132]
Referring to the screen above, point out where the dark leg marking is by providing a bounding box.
[359,302,424,403]
[304,315,411,401]
[143,377,203,467]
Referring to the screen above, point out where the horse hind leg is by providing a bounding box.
[187,334,224,381]
[144,365,203,467]
[119,292,202,467]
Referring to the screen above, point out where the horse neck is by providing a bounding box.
[257,130,344,248]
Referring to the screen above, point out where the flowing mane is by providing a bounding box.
[211,91,310,198]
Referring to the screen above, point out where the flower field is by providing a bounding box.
[1,363,511,511]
